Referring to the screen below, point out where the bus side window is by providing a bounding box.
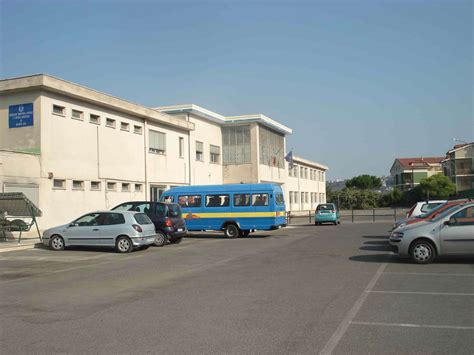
[164,195,174,203]
[252,193,269,206]
[234,194,251,207]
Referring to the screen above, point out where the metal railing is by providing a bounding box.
[286,208,407,225]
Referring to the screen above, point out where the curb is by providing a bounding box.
[0,242,43,254]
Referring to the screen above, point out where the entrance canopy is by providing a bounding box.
[0,192,42,217]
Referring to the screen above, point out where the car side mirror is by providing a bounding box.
[443,220,450,226]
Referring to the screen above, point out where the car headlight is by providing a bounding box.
[391,231,404,238]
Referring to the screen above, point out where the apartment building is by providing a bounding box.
[390,157,444,192]
[442,143,474,194]
[0,74,327,229]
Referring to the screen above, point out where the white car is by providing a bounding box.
[406,200,446,218]
[42,211,156,253]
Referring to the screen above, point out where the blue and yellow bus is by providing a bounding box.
[160,183,286,238]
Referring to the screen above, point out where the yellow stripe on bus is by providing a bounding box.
[184,211,286,218]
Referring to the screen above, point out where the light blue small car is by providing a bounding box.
[315,203,340,225]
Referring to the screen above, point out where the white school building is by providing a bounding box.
[0,74,327,229]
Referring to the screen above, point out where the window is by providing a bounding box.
[106,118,116,128]
[149,130,166,154]
[305,192,309,203]
[163,195,174,203]
[289,192,294,204]
[205,194,230,207]
[300,167,304,179]
[52,104,65,116]
[276,193,285,205]
[72,109,83,121]
[102,213,126,225]
[72,180,84,190]
[121,122,130,131]
[450,207,474,226]
[259,125,284,167]
[135,184,143,192]
[53,179,66,189]
[321,172,325,182]
[234,194,251,207]
[301,192,305,203]
[134,213,152,225]
[252,193,269,206]
[134,125,143,135]
[179,137,184,158]
[196,141,204,161]
[210,145,220,164]
[178,195,202,207]
[122,183,130,192]
[90,181,101,190]
[133,203,153,213]
[114,203,135,211]
[90,114,100,125]
[222,125,251,164]
[74,213,101,226]
[295,192,299,203]
[107,182,116,191]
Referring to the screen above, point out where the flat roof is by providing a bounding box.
[155,104,293,135]
[0,74,194,132]
[293,155,328,170]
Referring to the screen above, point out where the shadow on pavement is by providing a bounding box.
[185,233,271,239]
[362,235,389,239]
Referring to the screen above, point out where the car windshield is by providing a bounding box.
[418,203,447,218]
[431,204,466,223]
[317,204,334,211]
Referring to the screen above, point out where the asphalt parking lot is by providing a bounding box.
[1,223,473,354]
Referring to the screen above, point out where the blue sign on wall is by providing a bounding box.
[9,103,34,128]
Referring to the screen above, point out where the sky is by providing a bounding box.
[1,0,472,179]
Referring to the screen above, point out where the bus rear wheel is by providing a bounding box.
[224,224,240,238]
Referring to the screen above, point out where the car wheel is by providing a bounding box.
[170,236,183,244]
[116,236,133,253]
[224,224,240,238]
[240,230,250,237]
[153,231,167,247]
[410,240,436,264]
[50,235,65,251]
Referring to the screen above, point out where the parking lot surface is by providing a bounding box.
[1,223,473,354]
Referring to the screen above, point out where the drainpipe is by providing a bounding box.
[144,119,148,200]
[187,113,192,185]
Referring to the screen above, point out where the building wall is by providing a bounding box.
[0,90,41,153]
[285,163,326,211]
[187,113,223,185]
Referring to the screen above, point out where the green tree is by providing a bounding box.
[417,174,456,199]
[379,188,402,207]
[345,175,382,190]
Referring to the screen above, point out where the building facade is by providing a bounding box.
[390,157,444,192]
[442,143,474,194]
[0,74,327,229]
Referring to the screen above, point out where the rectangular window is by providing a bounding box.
[134,125,143,135]
[178,195,202,207]
[106,118,116,128]
[53,179,66,189]
[72,109,83,121]
[252,193,269,206]
[107,182,117,191]
[196,141,204,161]
[210,145,220,164]
[52,104,65,116]
[122,183,130,192]
[233,193,251,207]
[289,192,294,204]
[179,137,184,158]
[72,180,84,190]
[149,130,166,154]
[205,194,230,207]
[305,192,309,203]
[135,184,143,192]
[259,125,284,167]
[120,122,130,131]
[300,167,304,178]
[301,192,305,203]
[222,125,251,165]
[90,114,100,125]
[103,213,126,225]
[91,181,101,191]
[276,193,285,205]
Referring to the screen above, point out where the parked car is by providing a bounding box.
[389,202,474,264]
[112,201,187,246]
[405,200,446,218]
[392,199,470,230]
[315,203,340,225]
[42,211,156,253]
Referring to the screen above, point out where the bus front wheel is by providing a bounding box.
[224,224,240,238]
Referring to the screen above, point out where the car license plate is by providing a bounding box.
[177,228,183,232]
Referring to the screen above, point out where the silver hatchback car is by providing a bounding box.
[42,211,156,253]
[390,202,474,263]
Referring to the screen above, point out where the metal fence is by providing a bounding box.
[286,208,407,225]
